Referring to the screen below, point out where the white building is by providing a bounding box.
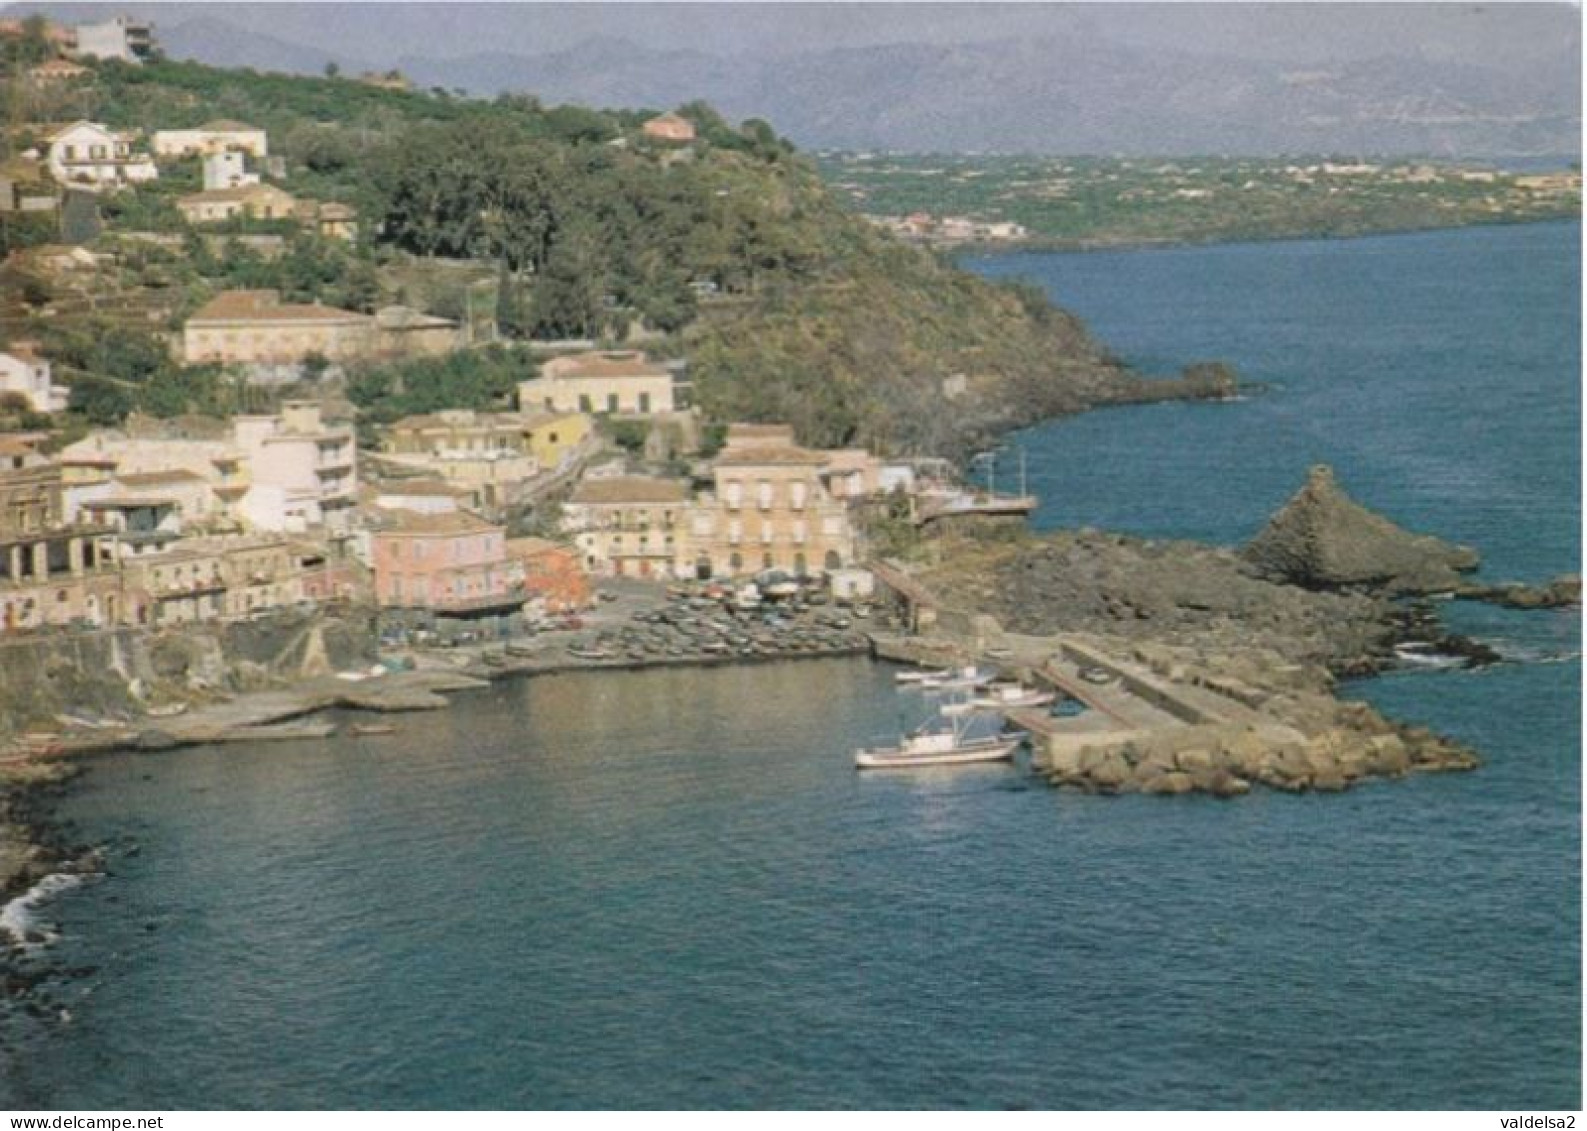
[73,16,155,63]
[200,150,259,191]
[152,121,268,160]
[232,402,357,534]
[60,403,357,535]
[46,121,157,189]
[0,344,68,413]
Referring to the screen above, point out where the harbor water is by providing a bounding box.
[4,221,1578,1109]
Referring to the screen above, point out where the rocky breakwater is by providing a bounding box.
[888,465,1535,797]
[1037,635,1477,798]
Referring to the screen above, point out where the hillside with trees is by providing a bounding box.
[1,55,1178,456]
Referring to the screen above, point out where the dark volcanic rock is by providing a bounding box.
[1459,573,1582,610]
[921,525,1397,670]
[1241,465,1479,593]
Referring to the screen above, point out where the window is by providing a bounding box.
[639,392,651,413]
[607,394,619,414]
[578,394,592,413]
[757,480,773,510]
[791,482,807,510]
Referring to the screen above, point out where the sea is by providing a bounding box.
[1,221,1578,1110]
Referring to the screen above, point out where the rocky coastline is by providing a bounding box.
[889,464,1574,797]
[0,463,1574,1021]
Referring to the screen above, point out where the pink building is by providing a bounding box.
[371,509,523,619]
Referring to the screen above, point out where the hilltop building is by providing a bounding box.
[177,183,296,224]
[518,350,675,416]
[0,343,69,413]
[182,290,459,371]
[152,121,269,159]
[72,16,155,63]
[200,150,258,191]
[28,59,88,84]
[45,121,157,188]
[642,112,696,143]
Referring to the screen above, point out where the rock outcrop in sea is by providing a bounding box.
[1240,464,1480,593]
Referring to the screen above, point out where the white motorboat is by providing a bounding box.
[895,668,950,685]
[855,715,1022,769]
[971,684,1056,710]
[920,665,996,691]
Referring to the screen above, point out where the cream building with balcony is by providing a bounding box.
[686,425,857,579]
[46,121,157,188]
[563,476,691,579]
[519,351,674,416]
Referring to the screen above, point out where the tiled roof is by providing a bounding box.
[178,185,295,206]
[506,536,573,557]
[188,289,368,325]
[714,446,828,467]
[375,508,500,536]
[569,476,690,505]
[541,350,668,382]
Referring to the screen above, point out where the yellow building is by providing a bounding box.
[520,412,592,470]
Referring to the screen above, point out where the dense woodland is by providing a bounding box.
[0,53,1137,455]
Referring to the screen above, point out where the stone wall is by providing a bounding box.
[0,608,378,740]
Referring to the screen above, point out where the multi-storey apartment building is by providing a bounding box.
[686,425,857,579]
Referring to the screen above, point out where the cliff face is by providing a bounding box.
[1241,465,1479,593]
[0,610,377,742]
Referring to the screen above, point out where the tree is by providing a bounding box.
[68,377,134,426]
[324,62,341,79]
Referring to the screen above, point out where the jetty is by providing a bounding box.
[871,628,1475,795]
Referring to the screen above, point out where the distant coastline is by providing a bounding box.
[949,212,1583,258]
[822,153,1582,257]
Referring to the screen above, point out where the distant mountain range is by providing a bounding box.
[134,10,1587,157]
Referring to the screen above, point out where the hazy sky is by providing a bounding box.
[16,2,1581,66]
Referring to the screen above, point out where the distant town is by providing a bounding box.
[819,151,1582,249]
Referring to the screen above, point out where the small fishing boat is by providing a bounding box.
[971,684,1056,710]
[894,668,950,685]
[350,723,396,737]
[921,665,996,692]
[855,715,1022,770]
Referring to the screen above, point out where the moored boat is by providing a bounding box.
[971,684,1056,710]
[855,715,1022,769]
